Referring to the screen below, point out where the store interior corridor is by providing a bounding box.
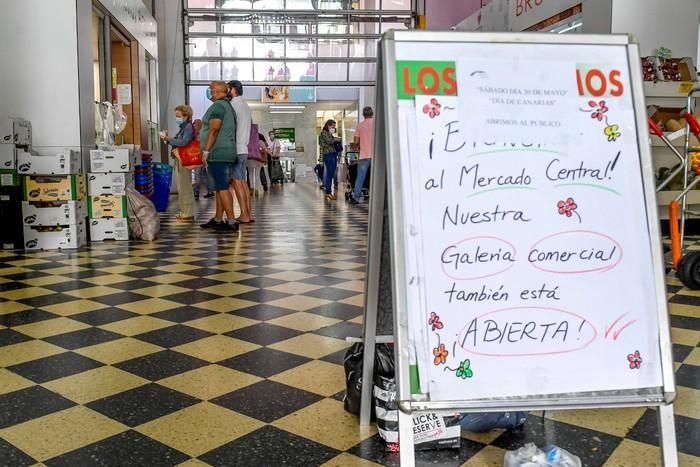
[0,180,697,466]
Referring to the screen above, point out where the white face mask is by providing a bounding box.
[330,128,336,134]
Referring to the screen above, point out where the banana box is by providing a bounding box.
[0,170,18,186]
[88,195,127,218]
[0,144,14,169]
[23,222,86,250]
[22,200,87,226]
[88,172,132,196]
[17,148,80,175]
[90,148,133,173]
[1,118,31,146]
[23,175,86,202]
[89,218,129,241]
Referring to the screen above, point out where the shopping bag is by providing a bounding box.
[172,126,203,169]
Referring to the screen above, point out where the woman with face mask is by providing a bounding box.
[160,105,196,222]
[319,119,340,200]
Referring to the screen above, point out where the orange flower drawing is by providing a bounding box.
[433,343,449,365]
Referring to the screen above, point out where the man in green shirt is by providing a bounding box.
[199,80,238,232]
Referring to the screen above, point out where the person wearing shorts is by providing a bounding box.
[228,80,253,223]
[199,80,239,232]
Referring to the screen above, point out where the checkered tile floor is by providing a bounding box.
[0,181,698,466]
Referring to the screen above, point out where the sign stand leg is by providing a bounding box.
[398,405,415,467]
[658,403,678,466]
[359,163,386,426]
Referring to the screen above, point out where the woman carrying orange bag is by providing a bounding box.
[161,105,197,222]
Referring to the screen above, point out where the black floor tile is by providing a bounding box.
[349,433,486,467]
[628,408,700,457]
[0,309,59,327]
[240,267,281,276]
[177,267,226,278]
[299,275,348,287]
[93,292,151,307]
[303,287,360,301]
[161,290,222,305]
[218,347,310,378]
[7,352,104,383]
[151,306,218,323]
[0,329,33,347]
[44,327,123,350]
[236,277,286,289]
[133,325,214,348]
[674,343,695,363]
[314,321,362,340]
[330,390,346,402]
[3,271,49,281]
[109,279,160,291]
[42,280,94,293]
[45,430,189,467]
[211,380,323,423]
[230,304,297,321]
[675,364,700,389]
[69,307,138,326]
[86,384,199,427]
[0,282,30,292]
[0,386,76,428]
[199,425,338,467]
[63,270,111,280]
[298,266,349,276]
[670,294,700,306]
[0,438,36,467]
[670,314,700,331]
[306,303,363,320]
[17,293,79,308]
[115,350,208,381]
[231,289,290,303]
[224,323,302,346]
[320,348,349,366]
[169,278,223,291]
[666,285,683,294]
[491,416,621,467]
[123,269,159,279]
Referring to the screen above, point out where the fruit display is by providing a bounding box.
[659,59,682,81]
[691,149,700,176]
[666,119,683,132]
[642,57,659,82]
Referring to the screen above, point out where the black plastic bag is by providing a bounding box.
[459,412,528,432]
[343,343,394,416]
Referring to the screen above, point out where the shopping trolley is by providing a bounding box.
[666,88,700,288]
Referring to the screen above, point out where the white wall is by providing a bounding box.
[0,0,81,151]
[611,0,700,59]
[154,0,186,139]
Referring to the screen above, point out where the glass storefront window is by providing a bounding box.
[185,1,413,85]
[190,62,221,81]
[318,38,348,57]
[318,62,347,81]
[222,37,253,58]
[223,61,254,81]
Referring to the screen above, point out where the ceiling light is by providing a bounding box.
[269,105,306,110]
[270,110,304,114]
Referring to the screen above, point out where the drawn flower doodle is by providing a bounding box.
[387,443,400,453]
[456,359,474,379]
[605,124,622,142]
[557,197,581,223]
[422,98,441,119]
[588,100,609,121]
[428,312,443,331]
[433,343,449,365]
[627,350,643,369]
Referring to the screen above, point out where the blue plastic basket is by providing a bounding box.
[151,163,173,212]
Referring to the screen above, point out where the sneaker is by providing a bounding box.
[325,193,337,201]
[348,197,359,205]
[204,192,215,199]
[194,194,200,200]
[200,218,221,229]
[214,221,240,233]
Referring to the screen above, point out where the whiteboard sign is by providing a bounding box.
[392,40,666,402]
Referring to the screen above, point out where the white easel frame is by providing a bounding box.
[360,30,678,467]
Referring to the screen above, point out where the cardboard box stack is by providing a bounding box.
[87,147,135,241]
[0,118,31,249]
[19,147,86,250]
